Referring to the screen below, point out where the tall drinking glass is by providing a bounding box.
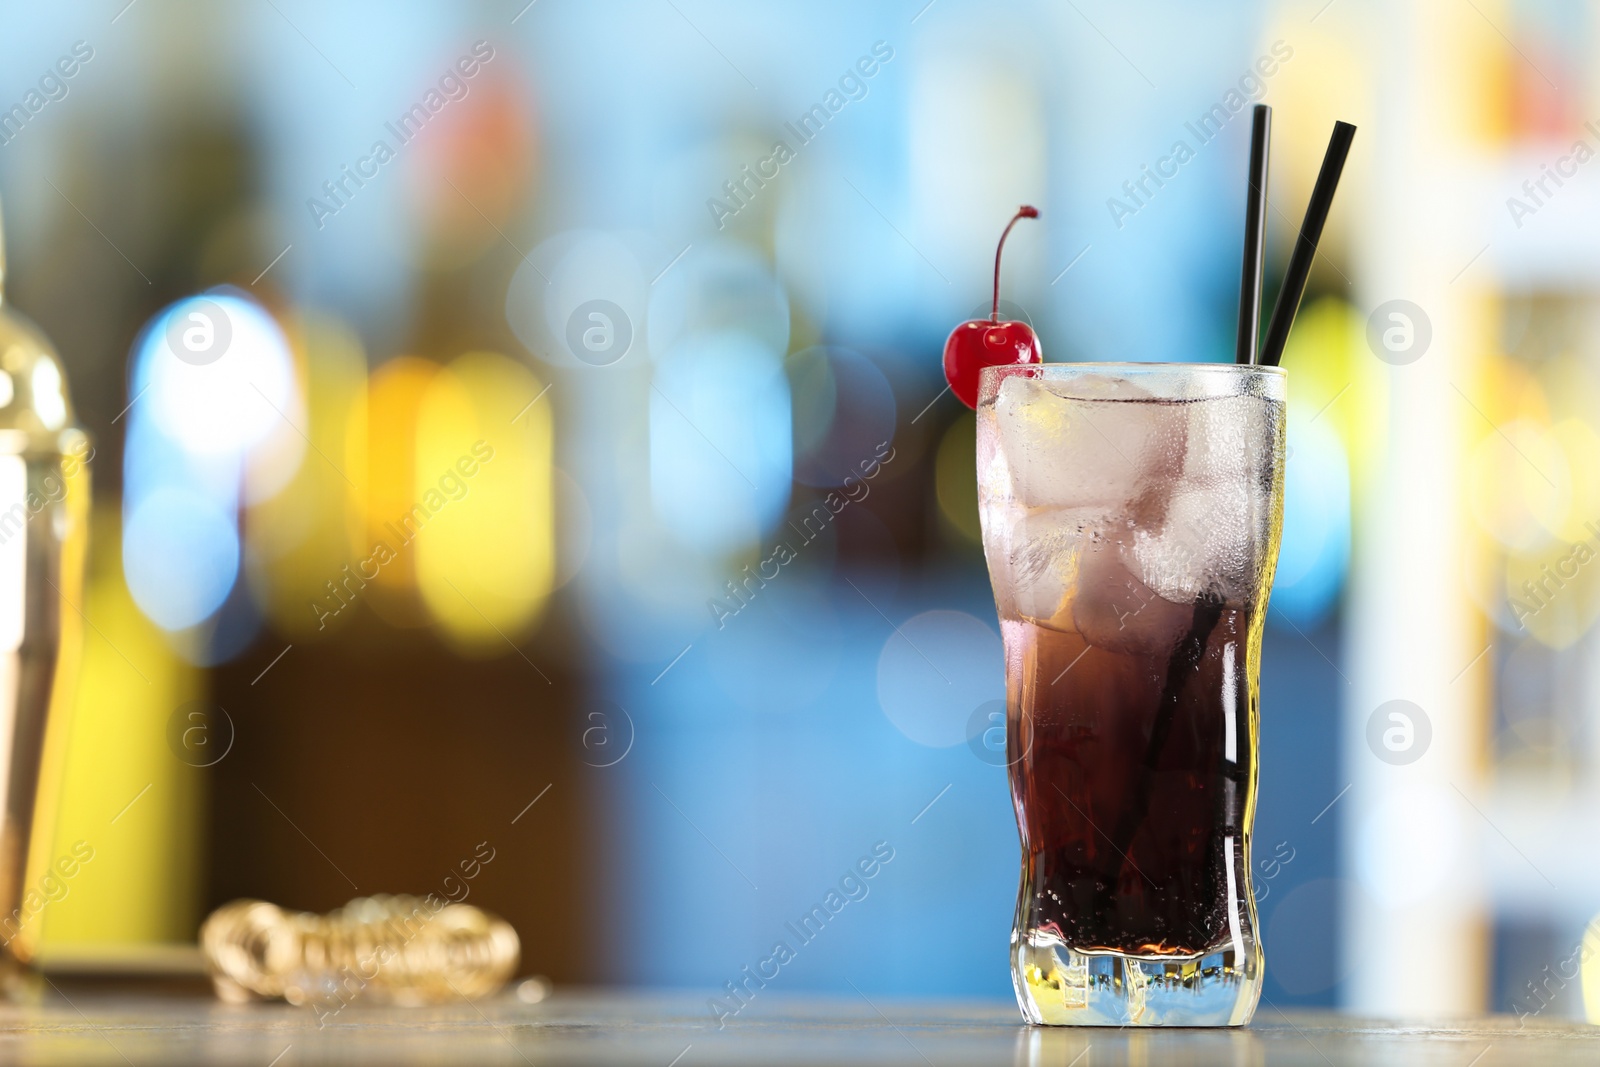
[976,363,1286,1026]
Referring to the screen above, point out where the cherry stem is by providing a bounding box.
[991,205,1039,322]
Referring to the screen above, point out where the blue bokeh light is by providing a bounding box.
[650,331,793,554]
[122,290,298,634]
[1271,418,1351,628]
[122,488,242,631]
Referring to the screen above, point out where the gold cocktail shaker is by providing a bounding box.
[0,204,90,982]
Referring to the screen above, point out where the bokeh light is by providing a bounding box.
[362,356,436,622]
[650,332,792,554]
[123,291,300,634]
[123,488,241,631]
[875,609,1003,748]
[934,411,981,544]
[1272,417,1351,626]
[648,239,790,358]
[789,346,897,488]
[248,316,368,637]
[414,352,554,648]
[142,292,299,460]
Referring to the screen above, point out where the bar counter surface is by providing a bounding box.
[0,986,1595,1065]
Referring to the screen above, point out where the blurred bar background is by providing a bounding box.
[0,0,1593,1021]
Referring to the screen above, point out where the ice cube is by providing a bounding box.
[1126,394,1281,606]
[1030,371,1151,402]
[983,506,1108,624]
[989,502,1193,655]
[1131,484,1260,606]
[991,375,1188,513]
[1178,393,1279,488]
[1069,537,1194,654]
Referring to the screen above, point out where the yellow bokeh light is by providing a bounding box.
[1274,299,1383,490]
[1505,537,1600,650]
[413,352,553,651]
[361,357,437,626]
[935,411,980,544]
[248,315,369,637]
[1466,418,1568,552]
[1546,418,1600,543]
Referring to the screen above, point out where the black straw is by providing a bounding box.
[1235,105,1271,365]
[1259,121,1356,368]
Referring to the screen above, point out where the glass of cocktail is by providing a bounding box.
[977,362,1285,1026]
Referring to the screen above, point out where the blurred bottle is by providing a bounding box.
[0,201,91,983]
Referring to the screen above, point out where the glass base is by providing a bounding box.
[1013,934,1261,1026]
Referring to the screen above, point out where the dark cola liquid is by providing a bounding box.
[1006,603,1254,957]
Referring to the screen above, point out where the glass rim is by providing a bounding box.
[977,361,1286,404]
[978,361,1286,379]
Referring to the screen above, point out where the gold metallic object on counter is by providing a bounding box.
[0,201,91,981]
[201,895,520,1008]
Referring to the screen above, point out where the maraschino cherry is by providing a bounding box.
[943,206,1042,409]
